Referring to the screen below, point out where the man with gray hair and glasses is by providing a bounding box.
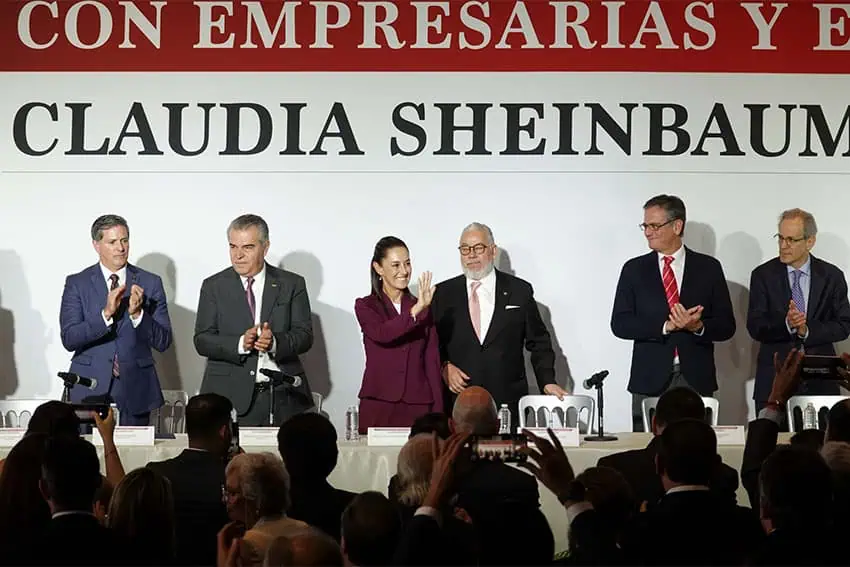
[431,222,563,424]
[195,214,314,426]
[59,214,173,426]
[747,208,850,416]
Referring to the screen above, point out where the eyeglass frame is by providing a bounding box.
[458,243,491,256]
[774,233,809,246]
[639,219,677,232]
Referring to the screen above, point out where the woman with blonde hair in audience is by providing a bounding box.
[107,467,177,565]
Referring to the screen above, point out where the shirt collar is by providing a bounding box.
[240,264,267,287]
[787,256,811,277]
[99,263,127,285]
[657,244,685,265]
[52,510,97,519]
[665,484,710,495]
[467,267,497,293]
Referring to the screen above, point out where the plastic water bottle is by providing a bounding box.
[498,404,511,434]
[110,403,120,426]
[803,402,818,430]
[346,405,360,441]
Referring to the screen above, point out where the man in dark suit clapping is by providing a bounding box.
[611,195,735,431]
[431,222,566,424]
[747,208,850,414]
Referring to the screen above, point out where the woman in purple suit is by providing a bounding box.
[354,236,443,432]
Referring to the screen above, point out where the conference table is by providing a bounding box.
[0,431,790,553]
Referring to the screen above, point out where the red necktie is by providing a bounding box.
[110,274,120,377]
[662,256,680,359]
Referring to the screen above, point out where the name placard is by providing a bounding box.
[713,425,746,446]
[367,427,411,446]
[0,429,26,447]
[521,427,581,448]
[238,427,280,447]
[92,426,155,447]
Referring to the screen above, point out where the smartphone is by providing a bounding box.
[466,434,529,463]
[70,403,109,424]
[801,355,848,380]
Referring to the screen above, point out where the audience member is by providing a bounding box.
[388,412,450,503]
[263,526,344,567]
[146,393,232,565]
[93,475,113,525]
[340,491,401,567]
[790,428,825,451]
[276,412,356,541]
[826,398,850,442]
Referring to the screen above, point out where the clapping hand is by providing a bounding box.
[666,304,704,333]
[128,284,144,318]
[787,300,807,336]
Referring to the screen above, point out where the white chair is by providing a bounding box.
[641,396,720,431]
[311,392,324,412]
[786,395,850,433]
[518,394,595,434]
[152,390,189,435]
[0,399,50,429]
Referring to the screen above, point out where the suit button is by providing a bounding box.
[250,371,255,376]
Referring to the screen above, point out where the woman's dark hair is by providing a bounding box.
[370,236,409,299]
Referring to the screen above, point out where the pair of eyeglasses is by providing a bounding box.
[639,219,676,232]
[458,244,489,256]
[774,234,807,246]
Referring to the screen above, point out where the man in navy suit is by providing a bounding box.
[747,208,850,413]
[611,195,735,431]
[60,214,173,426]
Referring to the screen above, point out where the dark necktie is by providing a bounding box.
[246,276,256,322]
[110,274,120,377]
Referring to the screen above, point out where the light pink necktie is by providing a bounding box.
[469,281,482,340]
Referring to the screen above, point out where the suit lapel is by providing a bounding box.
[808,256,825,316]
[483,271,510,346]
[260,264,282,324]
[775,258,792,302]
[644,252,668,308]
[226,269,255,329]
[89,264,108,307]
[679,248,695,306]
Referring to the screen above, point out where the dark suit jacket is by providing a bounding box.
[597,436,740,510]
[454,460,540,517]
[36,513,126,565]
[354,292,442,408]
[622,490,764,565]
[146,449,229,566]
[747,256,850,402]
[60,263,172,415]
[288,479,356,542]
[611,248,735,395]
[431,270,555,409]
[194,263,314,417]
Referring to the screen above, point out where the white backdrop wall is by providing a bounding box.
[3,71,850,433]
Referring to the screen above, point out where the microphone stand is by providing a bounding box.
[60,380,73,403]
[585,381,618,442]
[266,375,290,427]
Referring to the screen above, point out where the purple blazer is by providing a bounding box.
[354,292,443,409]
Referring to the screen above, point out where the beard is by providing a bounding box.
[462,259,495,281]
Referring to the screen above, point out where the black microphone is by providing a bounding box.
[583,370,609,390]
[57,372,98,390]
[259,368,303,388]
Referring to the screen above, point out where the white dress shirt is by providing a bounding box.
[99,263,142,328]
[466,268,497,344]
[657,246,703,363]
[235,266,279,383]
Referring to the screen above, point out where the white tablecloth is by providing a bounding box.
[2,432,788,553]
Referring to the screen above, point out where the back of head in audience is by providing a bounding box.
[451,386,498,435]
[93,475,113,525]
[277,412,338,481]
[264,527,344,567]
[396,433,436,508]
[574,466,636,536]
[759,445,833,531]
[826,399,850,443]
[656,418,718,489]
[652,387,705,435]
[409,412,451,439]
[27,401,80,437]
[185,393,234,455]
[40,435,102,513]
[0,433,51,547]
[341,491,401,567]
[108,467,176,561]
[791,428,825,451]
[473,502,554,566]
[225,452,291,527]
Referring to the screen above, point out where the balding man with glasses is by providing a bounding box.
[747,208,850,416]
[431,222,564,424]
[612,195,736,432]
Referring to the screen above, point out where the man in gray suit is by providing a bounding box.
[194,214,314,426]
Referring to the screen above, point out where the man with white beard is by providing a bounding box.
[431,222,565,425]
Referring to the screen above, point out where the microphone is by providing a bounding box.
[57,372,98,390]
[259,368,303,388]
[583,370,609,390]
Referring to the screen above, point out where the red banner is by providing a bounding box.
[3,0,850,72]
